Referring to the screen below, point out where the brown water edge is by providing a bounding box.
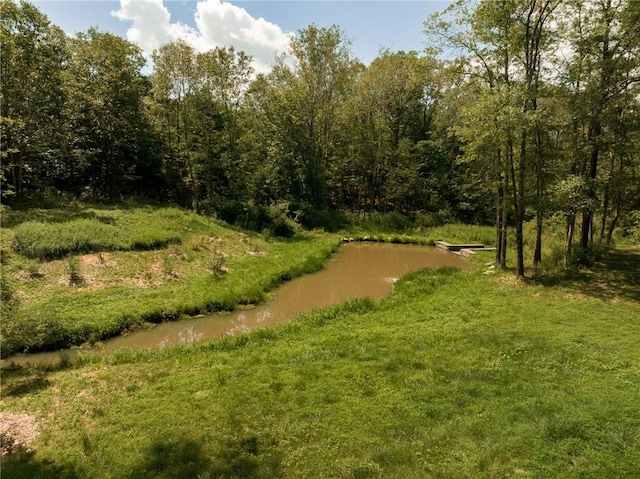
[4,243,471,367]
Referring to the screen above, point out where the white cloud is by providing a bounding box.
[112,0,292,75]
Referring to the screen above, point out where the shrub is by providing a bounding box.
[68,256,83,285]
[415,209,453,228]
[0,272,18,313]
[209,251,227,276]
[215,200,299,237]
[12,218,182,259]
[343,211,414,233]
[294,203,347,232]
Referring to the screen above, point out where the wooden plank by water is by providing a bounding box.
[435,241,486,252]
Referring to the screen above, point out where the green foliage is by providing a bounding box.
[414,210,453,228]
[208,250,227,277]
[0,269,18,313]
[618,210,640,244]
[345,212,413,233]
[215,200,299,237]
[549,175,594,214]
[2,0,639,283]
[1,0,69,200]
[10,209,184,259]
[67,256,83,285]
[294,203,347,232]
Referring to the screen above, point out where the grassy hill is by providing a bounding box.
[0,204,339,356]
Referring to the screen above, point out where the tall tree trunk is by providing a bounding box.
[565,213,576,266]
[580,0,613,250]
[495,148,505,267]
[533,123,544,265]
[606,190,621,246]
[508,131,525,277]
[516,130,526,278]
[500,170,508,268]
[606,154,624,246]
[580,121,600,250]
[600,151,615,241]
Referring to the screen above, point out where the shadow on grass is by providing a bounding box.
[0,451,85,479]
[126,432,282,479]
[2,431,282,478]
[126,437,211,479]
[533,249,640,303]
[209,433,283,479]
[1,207,116,228]
[1,374,51,397]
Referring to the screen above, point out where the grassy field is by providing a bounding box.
[0,204,339,356]
[2,204,639,477]
[1,238,639,477]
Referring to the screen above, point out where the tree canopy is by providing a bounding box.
[1,0,638,275]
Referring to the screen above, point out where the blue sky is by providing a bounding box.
[32,1,451,73]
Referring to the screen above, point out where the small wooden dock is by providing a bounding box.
[435,241,496,257]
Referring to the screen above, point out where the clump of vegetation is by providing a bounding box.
[12,217,182,260]
[24,259,43,279]
[67,256,83,285]
[208,250,227,276]
[0,272,19,314]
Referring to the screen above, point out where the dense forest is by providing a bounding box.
[2,0,639,276]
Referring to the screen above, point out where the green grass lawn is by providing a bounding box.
[2,249,639,478]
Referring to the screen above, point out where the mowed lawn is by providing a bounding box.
[2,254,639,478]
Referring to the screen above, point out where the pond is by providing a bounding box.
[5,242,470,366]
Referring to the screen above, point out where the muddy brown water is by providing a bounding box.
[4,243,470,366]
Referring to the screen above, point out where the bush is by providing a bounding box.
[0,272,18,314]
[68,256,83,285]
[12,218,182,259]
[618,210,640,245]
[414,209,453,228]
[215,200,299,238]
[1,315,71,357]
[294,203,347,232]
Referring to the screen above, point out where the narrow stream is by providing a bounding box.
[5,243,470,366]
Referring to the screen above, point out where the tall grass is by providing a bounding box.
[12,216,182,259]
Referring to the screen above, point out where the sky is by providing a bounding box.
[32,0,451,74]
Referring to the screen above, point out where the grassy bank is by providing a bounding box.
[1,204,339,356]
[1,248,639,477]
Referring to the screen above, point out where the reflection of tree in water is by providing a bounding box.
[178,326,203,345]
[228,314,251,336]
[257,310,272,324]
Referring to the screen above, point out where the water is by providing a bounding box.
[4,243,470,366]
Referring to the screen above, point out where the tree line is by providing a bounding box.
[2,0,639,275]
